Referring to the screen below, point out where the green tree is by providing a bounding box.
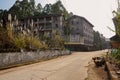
[8,0,69,19]
[0,9,4,20]
[0,23,15,49]
[64,22,73,35]
[93,31,102,50]
[29,0,36,15]
[43,4,52,14]
[45,33,65,50]
[51,0,69,18]
[34,3,42,16]
[9,0,35,18]
[9,0,21,18]
[30,0,35,8]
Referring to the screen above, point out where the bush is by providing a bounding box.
[46,34,65,50]
[14,34,26,49]
[0,25,15,49]
[109,48,120,67]
[110,48,120,60]
[13,32,49,51]
[25,35,48,50]
[0,22,64,51]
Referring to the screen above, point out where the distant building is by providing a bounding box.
[66,15,94,47]
[13,14,65,38]
[105,38,111,49]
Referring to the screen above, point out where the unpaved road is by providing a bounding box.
[0,50,106,80]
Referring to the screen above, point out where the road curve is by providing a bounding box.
[0,50,106,80]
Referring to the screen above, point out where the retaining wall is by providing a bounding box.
[0,50,71,69]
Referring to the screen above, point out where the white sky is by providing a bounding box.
[36,0,118,38]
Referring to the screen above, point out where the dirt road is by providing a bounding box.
[0,50,106,80]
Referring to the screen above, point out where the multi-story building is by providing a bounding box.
[13,14,65,38]
[9,14,94,50]
[66,15,94,47]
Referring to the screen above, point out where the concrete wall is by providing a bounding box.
[0,50,71,69]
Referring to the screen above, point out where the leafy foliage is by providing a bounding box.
[25,35,48,50]
[93,31,102,50]
[14,33,49,51]
[51,0,69,18]
[109,6,120,66]
[14,34,26,49]
[45,33,65,50]
[53,34,64,49]
[63,22,73,35]
[109,48,120,67]
[7,0,69,19]
[0,23,15,49]
[43,4,52,14]
[110,48,120,60]
[112,11,120,36]
[34,3,42,16]
[9,0,36,18]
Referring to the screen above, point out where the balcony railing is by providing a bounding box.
[43,26,52,30]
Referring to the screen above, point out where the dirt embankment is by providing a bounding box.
[86,59,109,80]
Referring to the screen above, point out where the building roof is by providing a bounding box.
[110,34,120,42]
[67,15,94,27]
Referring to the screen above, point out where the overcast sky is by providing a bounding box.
[0,0,118,38]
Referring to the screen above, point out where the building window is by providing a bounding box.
[56,24,58,28]
[84,26,86,30]
[55,17,58,21]
[34,19,37,22]
[39,18,43,21]
[46,17,51,21]
[76,22,79,24]
[35,24,37,27]
[71,21,74,25]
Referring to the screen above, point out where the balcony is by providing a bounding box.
[44,26,52,31]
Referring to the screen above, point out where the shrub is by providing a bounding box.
[14,34,26,49]
[0,25,15,49]
[25,35,48,50]
[110,48,120,60]
[46,34,65,50]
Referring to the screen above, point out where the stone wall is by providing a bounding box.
[0,50,71,69]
